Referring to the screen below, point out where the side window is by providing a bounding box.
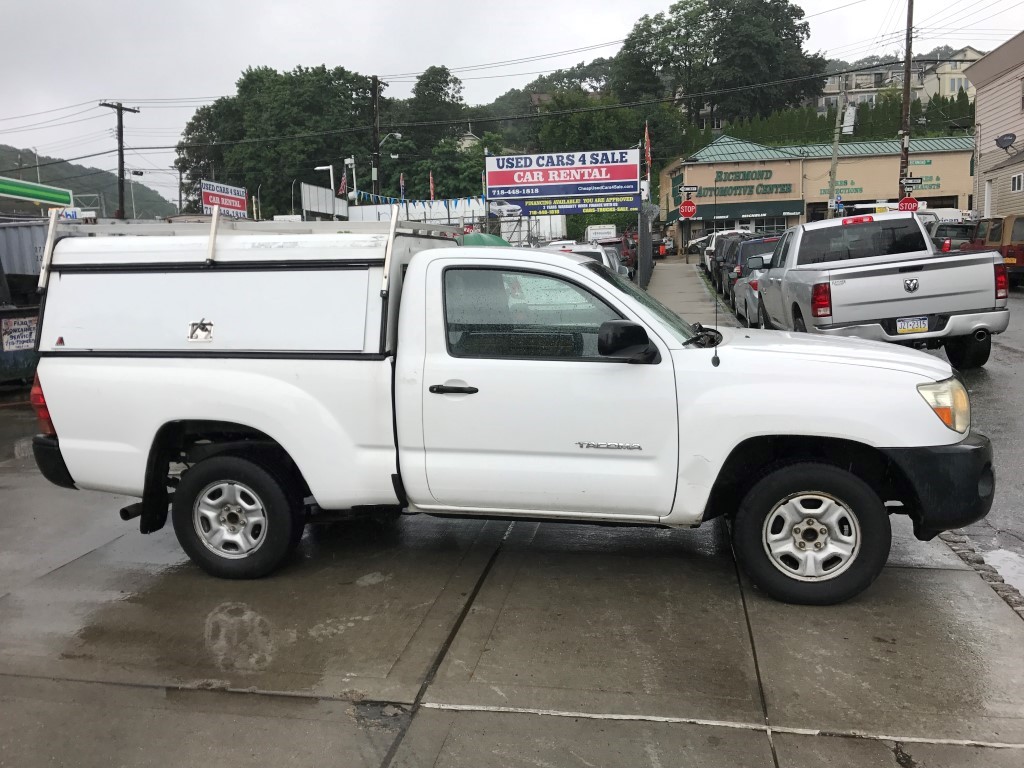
[444,268,620,360]
[770,233,790,269]
[989,219,1004,245]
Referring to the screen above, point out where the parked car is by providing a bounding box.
[544,243,630,278]
[726,237,780,313]
[733,266,768,328]
[961,215,1024,285]
[928,221,975,253]
[687,234,711,255]
[598,234,636,272]
[756,212,1009,369]
[702,230,749,274]
[488,200,522,218]
[712,233,754,293]
[30,214,995,605]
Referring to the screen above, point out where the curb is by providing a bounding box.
[938,532,1024,620]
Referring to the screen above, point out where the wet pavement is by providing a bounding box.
[2,264,1024,766]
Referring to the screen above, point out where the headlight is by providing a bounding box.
[917,378,970,433]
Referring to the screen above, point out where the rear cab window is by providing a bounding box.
[797,218,927,265]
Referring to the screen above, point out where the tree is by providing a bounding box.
[175,65,377,217]
[406,66,466,150]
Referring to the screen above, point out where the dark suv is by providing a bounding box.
[723,236,781,308]
[711,233,751,293]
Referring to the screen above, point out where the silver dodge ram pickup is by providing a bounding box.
[753,212,1009,368]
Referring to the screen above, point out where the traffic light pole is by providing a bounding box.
[99,102,140,219]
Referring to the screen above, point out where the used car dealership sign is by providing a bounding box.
[485,149,641,216]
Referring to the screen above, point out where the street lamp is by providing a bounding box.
[372,133,401,196]
[344,157,358,204]
[314,165,336,219]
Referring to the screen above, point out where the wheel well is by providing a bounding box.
[791,304,803,323]
[703,435,920,523]
[138,420,310,534]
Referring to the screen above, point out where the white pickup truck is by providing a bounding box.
[754,212,1009,369]
[30,212,994,604]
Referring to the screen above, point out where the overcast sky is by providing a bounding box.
[1,0,1020,203]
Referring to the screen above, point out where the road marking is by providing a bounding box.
[421,702,1024,749]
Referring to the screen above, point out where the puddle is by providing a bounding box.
[985,549,1024,594]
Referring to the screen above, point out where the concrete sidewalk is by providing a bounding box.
[647,254,740,328]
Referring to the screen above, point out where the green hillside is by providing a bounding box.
[0,145,177,219]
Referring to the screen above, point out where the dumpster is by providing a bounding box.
[0,306,38,383]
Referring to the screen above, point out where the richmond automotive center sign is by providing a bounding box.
[485,149,641,216]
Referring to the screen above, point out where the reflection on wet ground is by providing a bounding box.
[2,397,1024,765]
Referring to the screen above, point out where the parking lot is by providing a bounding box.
[1,261,1024,767]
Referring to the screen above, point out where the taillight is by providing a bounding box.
[30,373,56,437]
[841,216,874,226]
[812,282,832,318]
[995,263,1008,300]
[941,238,951,253]
[750,279,759,291]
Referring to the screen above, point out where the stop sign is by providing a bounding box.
[898,196,919,212]
[679,200,697,218]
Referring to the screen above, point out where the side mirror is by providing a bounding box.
[746,256,764,270]
[617,265,630,276]
[598,320,661,364]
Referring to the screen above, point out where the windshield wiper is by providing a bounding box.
[682,322,723,347]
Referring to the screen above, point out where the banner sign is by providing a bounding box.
[485,149,641,216]
[201,180,248,218]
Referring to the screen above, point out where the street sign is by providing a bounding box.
[0,175,73,207]
[679,200,697,219]
[681,185,699,193]
[898,196,919,212]
[835,194,842,203]
[828,199,836,210]
[900,177,923,186]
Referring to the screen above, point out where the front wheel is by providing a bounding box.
[732,463,891,604]
[944,333,991,369]
[172,456,304,579]
[758,302,773,330]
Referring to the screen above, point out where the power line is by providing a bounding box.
[0,100,98,123]
[381,40,624,79]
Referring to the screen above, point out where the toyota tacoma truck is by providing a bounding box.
[755,212,1009,369]
[30,210,994,604]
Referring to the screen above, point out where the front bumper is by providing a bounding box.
[32,435,76,489]
[813,308,1009,343]
[882,433,993,540]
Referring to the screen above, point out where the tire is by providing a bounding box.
[793,312,807,332]
[172,455,304,579]
[758,301,773,330]
[944,334,991,369]
[732,462,891,605]
[748,300,760,329]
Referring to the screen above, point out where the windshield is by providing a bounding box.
[582,262,694,343]
[797,219,927,264]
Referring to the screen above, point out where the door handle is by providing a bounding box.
[429,384,479,395]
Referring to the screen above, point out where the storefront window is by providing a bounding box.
[755,217,787,234]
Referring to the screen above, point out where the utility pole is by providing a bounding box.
[897,0,914,199]
[177,167,183,214]
[99,102,140,219]
[371,75,381,197]
[827,83,846,220]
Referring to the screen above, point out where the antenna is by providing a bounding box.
[995,133,1017,150]
[712,235,721,367]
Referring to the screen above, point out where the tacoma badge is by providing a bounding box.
[576,442,643,450]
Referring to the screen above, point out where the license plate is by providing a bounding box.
[896,316,929,334]
[1004,257,1017,264]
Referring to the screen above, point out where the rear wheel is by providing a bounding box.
[944,334,991,369]
[172,456,304,579]
[732,463,891,604]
